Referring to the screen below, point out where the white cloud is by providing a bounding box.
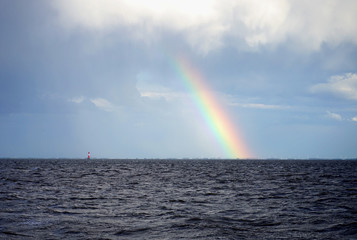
[136,73,185,101]
[68,96,85,104]
[90,98,117,112]
[352,116,357,122]
[326,111,343,121]
[231,102,290,110]
[223,94,290,110]
[139,91,183,101]
[310,73,357,101]
[52,0,357,53]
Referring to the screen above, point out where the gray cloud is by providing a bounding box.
[52,0,357,53]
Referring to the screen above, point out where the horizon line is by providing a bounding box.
[0,157,356,161]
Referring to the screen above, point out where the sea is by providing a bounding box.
[0,159,356,239]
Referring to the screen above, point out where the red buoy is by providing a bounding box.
[88,152,90,159]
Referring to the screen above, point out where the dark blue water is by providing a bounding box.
[0,159,356,239]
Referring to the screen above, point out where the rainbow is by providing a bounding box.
[170,54,252,159]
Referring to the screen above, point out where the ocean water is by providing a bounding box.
[0,159,356,239]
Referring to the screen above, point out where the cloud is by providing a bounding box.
[139,91,183,101]
[310,73,357,101]
[136,72,185,101]
[324,111,357,122]
[223,94,291,110]
[90,98,117,112]
[51,0,357,53]
[232,102,290,110]
[136,84,183,101]
[68,96,85,104]
[326,111,342,121]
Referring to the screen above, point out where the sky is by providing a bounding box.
[1,0,357,159]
